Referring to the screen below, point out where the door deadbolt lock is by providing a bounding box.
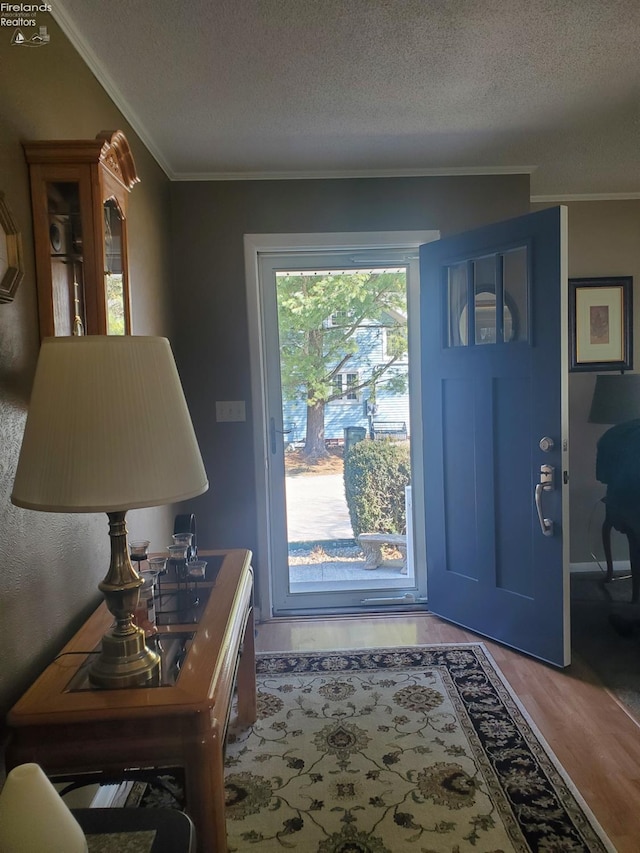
[539,436,554,452]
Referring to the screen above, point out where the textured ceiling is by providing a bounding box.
[54,0,640,196]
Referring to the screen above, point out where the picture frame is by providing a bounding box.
[0,191,24,304]
[569,276,633,372]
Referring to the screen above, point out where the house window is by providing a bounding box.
[381,327,409,362]
[328,309,355,327]
[333,372,359,401]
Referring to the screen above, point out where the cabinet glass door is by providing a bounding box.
[103,199,128,335]
[47,180,86,336]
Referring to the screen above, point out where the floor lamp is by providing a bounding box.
[11,336,208,689]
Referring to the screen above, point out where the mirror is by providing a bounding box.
[458,288,518,345]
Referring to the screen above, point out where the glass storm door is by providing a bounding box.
[420,207,570,666]
[259,249,427,614]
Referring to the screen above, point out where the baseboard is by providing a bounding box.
[570,560,630,574]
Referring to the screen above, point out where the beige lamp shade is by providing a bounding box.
[0,763,87,852]
[12,336,208,512]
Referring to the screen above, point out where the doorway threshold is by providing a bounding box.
[290,576,413,594]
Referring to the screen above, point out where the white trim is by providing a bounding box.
[244,231,437,618]
[532,192,640,203]
[245,231,435,253]
[331,371,361,403]
[176,166,536,182]
[559,205,571,667]
[570,560,630,574]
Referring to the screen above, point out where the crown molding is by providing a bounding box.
[171,165,537,182]
[48,6,640,200]
[51,3,174,179]
[531,192,640,202]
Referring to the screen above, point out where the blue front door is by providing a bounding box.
[420,207,569,666]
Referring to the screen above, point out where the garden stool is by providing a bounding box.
[358,533,407,574]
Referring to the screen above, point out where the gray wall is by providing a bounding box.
[169,175,531,600]
[556,200,640,565]
[171,186,639,595]
[0,18,174,729]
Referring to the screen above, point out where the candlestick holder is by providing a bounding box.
[129,539,150,573]
[186,559,207,606]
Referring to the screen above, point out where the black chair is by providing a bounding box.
[596,419,640,602]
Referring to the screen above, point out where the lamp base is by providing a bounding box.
[88,626,160,689]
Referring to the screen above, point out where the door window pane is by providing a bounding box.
[447,263,468,347]
[503,247,528,342]
[447,249,527,347]
[473,256,497,345]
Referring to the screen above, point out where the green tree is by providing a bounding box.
[276,270,408,458]
[106,273,126,335]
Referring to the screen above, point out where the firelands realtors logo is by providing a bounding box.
[2,3,51,45]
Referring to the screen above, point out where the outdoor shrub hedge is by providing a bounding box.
[344,439,411,536]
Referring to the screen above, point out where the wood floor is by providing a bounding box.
[255,612,640,853]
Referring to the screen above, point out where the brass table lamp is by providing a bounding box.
[11,336,208,689]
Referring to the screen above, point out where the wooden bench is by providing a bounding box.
[358,532,408,574]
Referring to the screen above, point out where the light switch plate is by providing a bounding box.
[216,400,246,422]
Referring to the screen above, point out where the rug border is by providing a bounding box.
[255,642,616,853]
[476,643,618,853]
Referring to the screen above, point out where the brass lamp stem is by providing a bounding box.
[99,510,143,635]
[88,510,160,689]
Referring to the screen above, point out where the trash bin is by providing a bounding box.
[344,426,367,458]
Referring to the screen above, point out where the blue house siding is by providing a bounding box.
[282,323,410,443]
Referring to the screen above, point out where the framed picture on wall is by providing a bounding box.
[569,276,633,372]
[0,192,24,304]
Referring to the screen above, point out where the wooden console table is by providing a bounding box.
[6,548,256,853]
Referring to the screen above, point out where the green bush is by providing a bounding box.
[344,439,411,536]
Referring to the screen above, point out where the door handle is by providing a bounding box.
[535,464,554,537]
[269,417,293,454]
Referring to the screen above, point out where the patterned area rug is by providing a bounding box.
[224,645,613,853]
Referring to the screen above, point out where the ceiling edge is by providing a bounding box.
[171,166,537,182]
[531,192,640,202]
[50,3,175,179]
[45,7,640,201]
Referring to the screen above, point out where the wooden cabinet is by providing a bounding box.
[6,549,257,853]
[23,130,139,338]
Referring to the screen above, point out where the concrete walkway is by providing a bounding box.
[284,471,407,583]
[285,473,353,541]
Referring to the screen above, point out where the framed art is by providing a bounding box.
[0,191,24,304]
[569,276,633,372]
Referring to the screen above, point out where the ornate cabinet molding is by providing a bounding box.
[23,130,139,337]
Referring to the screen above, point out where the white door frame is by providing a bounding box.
[244,231,439,619]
